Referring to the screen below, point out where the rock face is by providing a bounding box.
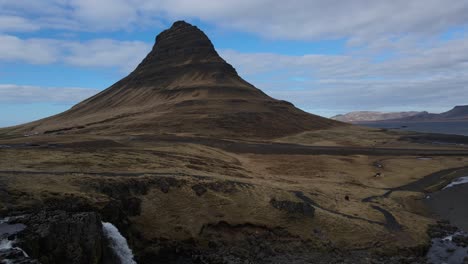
[14,211,114,264]
[13,21,340,139]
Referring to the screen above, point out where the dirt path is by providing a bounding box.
[360,166,468,233]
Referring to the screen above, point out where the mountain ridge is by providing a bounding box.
[333,105,468,123]
[331,111,422,122]
[376,105,468,122]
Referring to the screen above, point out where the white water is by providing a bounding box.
[427,231,468,264]
[0,217,29,260]
[102,222,136,264]
[0,239,29,257]
[443,176,468,189]
[442,231,464,242]
[0,239,13,250]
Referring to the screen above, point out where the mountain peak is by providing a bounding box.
[137,20,219,69]
[129,20,232,88]
[453,105,468,109]
[168,20,195,31]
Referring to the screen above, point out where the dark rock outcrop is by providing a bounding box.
[427,220,459,238]
[0,248,40,264]
[191,184,207,196]
[270,198,315,217]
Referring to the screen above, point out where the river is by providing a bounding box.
[360,121,468,136]
[425,177,468,264]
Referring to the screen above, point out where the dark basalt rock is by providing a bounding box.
[453,234,468,248]
[427,220,459,238]
[0,248,40,264]
[270,198,315,217]
[142,21,222,66]
[16,210,105,264]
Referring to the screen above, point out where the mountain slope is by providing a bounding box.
[10,21,340,139]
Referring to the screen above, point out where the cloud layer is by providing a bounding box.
[222,37,468,114]
[2,0,468,41]
[0,84,99,104]
[0,34,151,71]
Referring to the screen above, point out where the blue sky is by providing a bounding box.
[1,1,468,127]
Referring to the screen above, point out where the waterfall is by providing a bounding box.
[102,222,137,264]
[1,217,29,259]
[0,238,29,257]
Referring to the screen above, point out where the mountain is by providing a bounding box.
[11,21,339,139]
[331,111,422,122]
[383,105,468,122]
[439,105,468,119]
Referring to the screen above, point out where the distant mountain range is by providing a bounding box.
[332,105,468,123]
[331,111,422,122]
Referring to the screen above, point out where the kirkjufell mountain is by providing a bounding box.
[13,21,339,138]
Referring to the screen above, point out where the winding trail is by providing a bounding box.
[294,167,468,232]
[360,166,468,232]
[293,191,388,228]
[362,166,468,203]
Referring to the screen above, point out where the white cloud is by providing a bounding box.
[69,0,139,30]
[0,15,40,32]
[0,34,151,70]
[63,39,151,71]
[0,84,100,103]
[0,35,58,64]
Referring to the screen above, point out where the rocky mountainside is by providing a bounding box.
[10,21,339,139]
[331,111,422,122]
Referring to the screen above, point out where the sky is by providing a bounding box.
[1,0,468,127]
